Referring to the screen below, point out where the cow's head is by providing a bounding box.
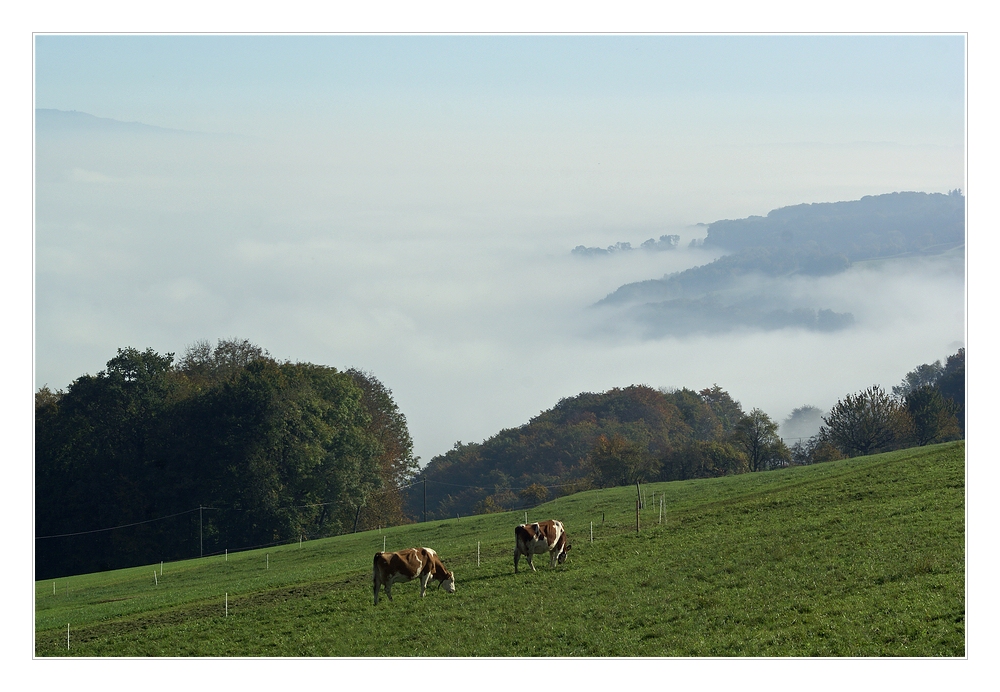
[557,543,571,565]
[440,571,456,593]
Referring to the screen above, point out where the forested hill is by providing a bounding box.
[35,339,417,580]
[592,191,964,335]
[37,341,963,578]
[600,191,964,309]
[407,348,965,523]
[701,190,965,257]
[407,384,751,521]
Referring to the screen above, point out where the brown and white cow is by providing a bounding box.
[514,519,571,573]
[373,546,456,604]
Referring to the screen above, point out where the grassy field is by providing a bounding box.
[35,441,964,657]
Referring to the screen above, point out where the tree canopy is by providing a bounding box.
[35,340,413,579]
[409,384,754,520]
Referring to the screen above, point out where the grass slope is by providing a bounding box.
[35,442,964,657]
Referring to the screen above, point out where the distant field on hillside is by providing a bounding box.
[35,442,964,656]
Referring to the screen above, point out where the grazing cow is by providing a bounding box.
[514,519,571,573]
[373,546,456,605]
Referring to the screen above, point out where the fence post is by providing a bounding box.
[636,498,640,534]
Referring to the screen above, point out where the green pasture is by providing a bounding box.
[35,441,965,657]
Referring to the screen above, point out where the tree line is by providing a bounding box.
[35,339,417,579]
[407,384,793,520]
[409,349,965,520]
[36,339,964,578]
[792,348,964,464]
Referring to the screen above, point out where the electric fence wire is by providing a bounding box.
[36,477,574,540]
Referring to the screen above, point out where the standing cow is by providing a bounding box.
[373,546,456,605]
[514,519,571,573]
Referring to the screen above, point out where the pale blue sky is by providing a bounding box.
[35,35,964,137]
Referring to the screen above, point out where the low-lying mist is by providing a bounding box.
[35,119,965,464]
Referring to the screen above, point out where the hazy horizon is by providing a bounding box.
[34,35,966,465]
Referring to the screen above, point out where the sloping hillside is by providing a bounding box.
[36,441,964,656]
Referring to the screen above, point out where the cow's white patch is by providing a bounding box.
[442,573,456,593]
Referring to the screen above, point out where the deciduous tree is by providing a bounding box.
[823,385,910,457]
[905,385,961,446]
[587,433,660,487]
[732,408,790,472]
[346,368,419,529]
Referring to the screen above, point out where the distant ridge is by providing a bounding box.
[587,190,964,336]
[597,191,964,308]
[35,108,203,136]
[701,190,965,256]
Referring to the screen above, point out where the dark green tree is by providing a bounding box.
[175,337,271,387]
[346,369,419,529]
[663,387,721,440]
[587,433,660,487]
[35,348,178,577]
[905,385,962,446]
[519,482,550,507]
[936,348,965,433]
[661,439,748,480]
[699,384,745,434]
[733,408,790,472]
[35,342,397,579]
[823,385,910,457]
[892,360,944,399]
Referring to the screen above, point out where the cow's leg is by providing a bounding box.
[514,547,520,574]
[420,572,431,597]
[385,581,393,601]
[526,552,536,572]
[373,574,380,605]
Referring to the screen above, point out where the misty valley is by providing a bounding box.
[579,190,964,337]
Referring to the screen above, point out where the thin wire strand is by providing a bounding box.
[36,477,574,540]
